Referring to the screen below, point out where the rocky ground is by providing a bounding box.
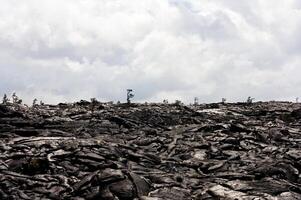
[0,101,301,200]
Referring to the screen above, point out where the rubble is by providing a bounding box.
[0,101,301,199]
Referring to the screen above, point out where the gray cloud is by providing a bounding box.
[0,0,300,104]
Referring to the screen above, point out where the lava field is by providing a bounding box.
[0,101,301,199]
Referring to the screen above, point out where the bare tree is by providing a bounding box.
[2,94,9,104]
[194,97,199,106]
[222,98,226,104]
[11,93,22,105]
[247,96,254,104]
[127,89,134,104]
[32,98,38,107]
[175,100,183,106]
[12,92,18,104]
[90,98,98,113]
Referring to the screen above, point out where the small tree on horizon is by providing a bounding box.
[11,93,22,105]
[90,98,99,113]
[12,92,18,104]
[222,98,226,104]
[247,96,254,104]
[127,89,134,104]
[32,98,38,107]
[175,100,183,106]
[194,97,199,106]
[2,94,9,104]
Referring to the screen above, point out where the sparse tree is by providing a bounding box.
[12,92,18,104]
[33,98,38,107]
[90,98,98,113]
[91,98,100,105]
[2,94,9,104]
[296,97,299,103]
[247,96,254,104]
[194,97,199,106]
[40,100,44,105]
[11,92,22,105]
[163,99,169,104]
[222,98,226,104]
[175,100,183,106]
[127,89,134,104]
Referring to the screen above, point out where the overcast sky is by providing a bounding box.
[1,0,301,104]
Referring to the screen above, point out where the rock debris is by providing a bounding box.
[0,101,301,199]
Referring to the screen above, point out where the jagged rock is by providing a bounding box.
[208,184,258,199]
[286,149,301,160]
[149,187,191,200]
[277,192,301,200]
[291,108,301,119]
[0,101,300,199]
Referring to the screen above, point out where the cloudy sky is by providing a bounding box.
[0,0,301,104]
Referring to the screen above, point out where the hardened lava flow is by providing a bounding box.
[0,101,301,199]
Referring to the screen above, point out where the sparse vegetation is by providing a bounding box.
[222,98,226,104]
[194,97,199,106]
[174,99,183,106]
[12,93,18,104]
[127,89,134,104]
[2,94,9,104]
[90,98,98,113]
[247,96,254,104]
[11,92,22,105]
[32,99,38,107]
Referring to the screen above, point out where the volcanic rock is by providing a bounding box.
[0,101,300,199]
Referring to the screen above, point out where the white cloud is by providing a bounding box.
[0,0,301,104]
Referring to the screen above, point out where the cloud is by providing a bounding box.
[0,0,300,104]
